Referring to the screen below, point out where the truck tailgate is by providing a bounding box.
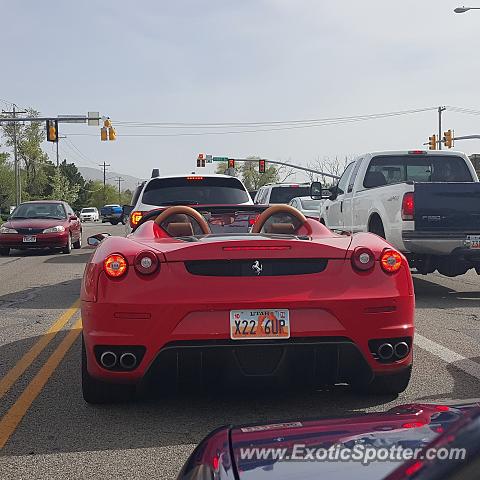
[414,182,480,231]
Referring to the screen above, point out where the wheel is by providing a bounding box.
[62,234,72,254]
[0,247,10,256]
[353,367,412,395]
[111,220,119,225]
[81,337,136,404]
[368,215,385,238]
[73,232,82,249]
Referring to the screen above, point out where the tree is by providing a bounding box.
[0,151,15,212]
[240,157,280,191]
[49,169,80,205]
[306,155,351,186]
[84,181,119,208]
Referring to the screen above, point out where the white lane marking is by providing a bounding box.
[415,333,480,381]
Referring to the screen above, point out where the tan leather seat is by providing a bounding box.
[166,222,194,237]
[266,223,296,234]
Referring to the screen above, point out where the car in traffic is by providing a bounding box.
[316,150,480,276]
[254,182,311,205]
[288,196,324,219]
[0,200,82,256]
[124,173,253,233]
[178,400,480,480]
[79,207,99,222]
[100,204,124,225]
[81,203,414,403]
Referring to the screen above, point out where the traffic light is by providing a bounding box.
[104,118,112,128]
[108,127,117,141]
[197,153,206,167]
[228,159,235,169]
[428,134,437,150]
[46,120,58,142]
[258,159,266,173]
[443,129,454,149]
[101,127,108,141]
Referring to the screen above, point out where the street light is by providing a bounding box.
[454,6,480,13]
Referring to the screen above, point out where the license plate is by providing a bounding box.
[467,235,480,249]
[23,235,36,243]
[230,309,290,340]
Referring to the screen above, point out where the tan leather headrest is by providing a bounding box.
[267,223,295,234]
[166,222,194,237]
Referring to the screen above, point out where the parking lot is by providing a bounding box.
[0,223,479,479]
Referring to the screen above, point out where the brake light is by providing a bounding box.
[435,405,450,412]
[405,461,424,476]
[223,246,291,251]
[381,249,402,273]
[351,247,375,271]
[130,211,144,228]
[408,150,427,155]
[402,421,426,428]
[187,176,204,181]
[104,254,128,278]
[249,214,260,226]
[134,251,159,275]
[401,192,414,220]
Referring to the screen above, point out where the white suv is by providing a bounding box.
[80,207,99,222]
[125,173,252,232]
[254,183,311,205]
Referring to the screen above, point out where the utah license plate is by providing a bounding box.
[23,235,36,243]
[466,235,480,249]
[230,309,290,340]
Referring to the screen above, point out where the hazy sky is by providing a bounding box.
[2,0,480,181]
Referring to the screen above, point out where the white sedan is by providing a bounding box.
[288,196,324,220]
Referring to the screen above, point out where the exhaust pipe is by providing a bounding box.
[377,343,394,361]
[394,342,410,359]
[119,352,137,370]
[100,351,117,368]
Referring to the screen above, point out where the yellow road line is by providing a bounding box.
[0,299,80,400]
[0,318,83,449]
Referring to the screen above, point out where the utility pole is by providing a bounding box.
[99,161,110,204]
[1,104,27,206]
[114,177,124,203]
[438,106,446,150]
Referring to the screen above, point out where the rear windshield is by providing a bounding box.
[270,186,310,203]
[142,177,250,205]
[300,199,322,210]
[82,208,95,213]
[365,155,473,187]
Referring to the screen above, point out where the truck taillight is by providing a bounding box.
[402,192,414,221]
[130,211,144,228]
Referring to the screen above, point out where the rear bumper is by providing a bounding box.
[0,232,69,249]
[402,230,480,256]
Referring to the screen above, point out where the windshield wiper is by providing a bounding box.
[160,200,200,206]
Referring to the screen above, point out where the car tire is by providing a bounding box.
[111,220,119,225]
[354,366,412,395]
[81,337,136,404]
[0,247,10,256]
[73,232,82,249]
[62,234,72,254]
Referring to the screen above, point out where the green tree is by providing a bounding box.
[85,181,119,208]
[49,169,80,205]
[0,151,15,212]
[240,157,279,191]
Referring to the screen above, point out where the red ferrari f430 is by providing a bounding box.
[80,204,414,403]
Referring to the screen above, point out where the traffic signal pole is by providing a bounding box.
[438,106,446,150]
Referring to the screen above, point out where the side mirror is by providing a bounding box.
[310,182,323,200]
[123,205,134,216]
[87,233,111,247]
[69,215,78,221]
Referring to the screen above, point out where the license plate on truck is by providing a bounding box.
[23,235,36,243]
[467,235,480,249]
[230,309,290,340]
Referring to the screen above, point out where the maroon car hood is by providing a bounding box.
[5,218,68,229]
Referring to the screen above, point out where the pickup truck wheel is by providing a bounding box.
[353,367,412,395]
[81,337,136,404]
[111,220,119,225]
[368,216,385,239]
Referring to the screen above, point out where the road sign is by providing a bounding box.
[88,112,100,126]
[213,156,229,162]
[206,154,213,163]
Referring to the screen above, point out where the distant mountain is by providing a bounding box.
[78,167,145,192]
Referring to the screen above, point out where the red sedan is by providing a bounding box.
[0,200,82,256]
[81,204,414,403]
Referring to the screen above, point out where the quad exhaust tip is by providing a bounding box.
[100,351,117,368]
[377,343,394,360]
[119,352,137,370]
[394,341,410,359]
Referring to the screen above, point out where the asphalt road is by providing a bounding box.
[0,222,479,479]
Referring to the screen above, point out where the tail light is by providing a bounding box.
[104,254,128,278]
[402,421,427,428]
[381,249,402,273]
[130,211,144,228]
[249,214,260,226]
[402,192,414,220]
[351,247,375,271]
[134,251,159,275]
